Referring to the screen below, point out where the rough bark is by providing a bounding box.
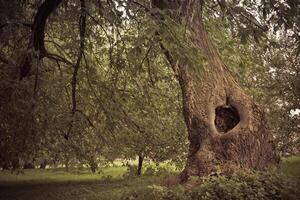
[152,0,278,182]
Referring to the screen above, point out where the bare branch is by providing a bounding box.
[45,53,73,66]
[65,0,86,140]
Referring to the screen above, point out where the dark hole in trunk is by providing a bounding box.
[215,105,240,133]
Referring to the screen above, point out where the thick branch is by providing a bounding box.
[32,0,62,57]
[19,0,62,80]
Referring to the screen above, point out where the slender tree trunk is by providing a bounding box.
[1,162,10,170]
[23,162,35,169]
[65,157,70,172]
[40,159,47,169]
[137,154,144,176]
[89,158,97,173]
[152,0,278,182]
[11,158,20,170]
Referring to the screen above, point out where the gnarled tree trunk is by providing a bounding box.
[152,0,278,182]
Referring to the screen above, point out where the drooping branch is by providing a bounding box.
[45,53,73,66]
[65,0,86,140]
[75,109,95,129]
[83,51,149,141]
[70,0,86,120]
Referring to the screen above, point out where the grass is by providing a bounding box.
[0,175,164,200]
[0,157,299,200]
[0,164,173,200]
[0,166,126,186]
[279,156,300,177]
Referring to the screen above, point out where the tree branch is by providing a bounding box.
[65,0,86,140]
[32,0,63,57]
[19,0,62,80]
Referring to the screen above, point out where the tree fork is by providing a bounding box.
[20,0,63,79]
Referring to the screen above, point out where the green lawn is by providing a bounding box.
[0,165,172,200]
[0,166,127,186]
[0,157,299,200]
[279,156,300,177]
[0,175,164,200]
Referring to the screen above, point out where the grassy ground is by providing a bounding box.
[279,156,300,177]
[0,163,176,200]
[0,166,127,186]
[0,175,164,200]
[0,157,299,200]
[0,166,166,200]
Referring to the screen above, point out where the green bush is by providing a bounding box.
[190,171,300,200]
[120,171,300,200]
[156,167,169,177]
[120,185,188,200]
[144,167,156,176]
[123,165,138,179]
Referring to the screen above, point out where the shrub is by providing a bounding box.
[120,170,300,200]
[120,185,188,200]
[123,165,138,179]
[156,167,169,177]
[144,167,156,176]
[190,171,300,200]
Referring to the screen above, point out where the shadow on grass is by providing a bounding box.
[0,177,128,188]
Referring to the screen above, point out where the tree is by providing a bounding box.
[109,60,187,175]
[204,15,299,155]
[238,36,300,155]
[150,0,280,181]
[2,0,298,181]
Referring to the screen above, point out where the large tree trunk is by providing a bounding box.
[152,0,278,182]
